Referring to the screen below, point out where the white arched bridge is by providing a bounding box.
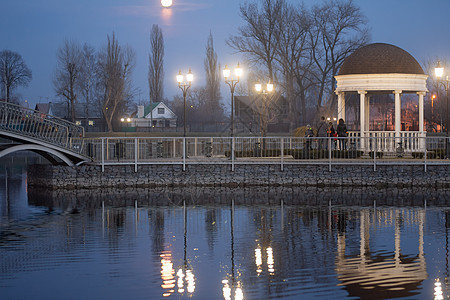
[0,101,90,166]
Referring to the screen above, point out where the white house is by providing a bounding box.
[131,102,177,129]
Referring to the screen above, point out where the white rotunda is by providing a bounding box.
[335,43,428,152]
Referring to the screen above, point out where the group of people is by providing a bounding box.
[305,116,348,150]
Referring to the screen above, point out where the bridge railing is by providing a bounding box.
[0,101,85,154]
[81,136,449,171]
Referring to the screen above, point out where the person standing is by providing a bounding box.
[336,118,348,150]
[327,121,336,149]
[304,124,314,157]
[316,116,327,150]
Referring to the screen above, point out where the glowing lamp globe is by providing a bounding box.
[161,0,172,8]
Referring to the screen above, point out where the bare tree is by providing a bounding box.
[228,0,370,131]
[97,33,135,132]
[53,40,81,122]
[309,0,369,111]
[149,25,164,103]
[273,2,312,128]
[227,0,282,82]
[78,43,96,128]
[0,49,32,103]
[204,32,224,121]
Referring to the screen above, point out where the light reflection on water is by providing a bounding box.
[1,165,450,299]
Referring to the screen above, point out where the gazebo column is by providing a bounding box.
[394,90,402,151]
[365,95,370,134]
[394,90,402,136]
[337,92,345,121]
[418,92,426,151]
[359,90,367,150]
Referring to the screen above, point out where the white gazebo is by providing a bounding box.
[335,43,428,152]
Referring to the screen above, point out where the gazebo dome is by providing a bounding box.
[338,43,424,76]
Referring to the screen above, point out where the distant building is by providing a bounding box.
[128,102,177,131]
[34,102,106,132]
[32,101,177,132]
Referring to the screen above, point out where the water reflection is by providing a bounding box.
[2,167,450,299]
[222,278,243,300]
[335,209,427,299]
[160,251,175,296]
[26,185,450,209]
[435,279,444,300]
[255,247,263,275]
[175,201,196,297]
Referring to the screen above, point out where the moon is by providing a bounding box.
[161,0,172,8]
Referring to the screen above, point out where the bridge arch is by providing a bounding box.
[0,144,75,166]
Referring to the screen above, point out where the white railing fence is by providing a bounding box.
[81,136,450,171]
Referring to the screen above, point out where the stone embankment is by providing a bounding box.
[28,164,450,190]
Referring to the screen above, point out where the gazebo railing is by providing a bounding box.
[349,131,425,152]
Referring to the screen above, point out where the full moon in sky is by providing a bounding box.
[161,0,172,7]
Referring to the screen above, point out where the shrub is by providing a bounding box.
[427,151,436,159]
[411,152,424,159]
[347,150,363,158]
[435,148,447,159]
[290,149,328,159]
[332,150,363,159]
[369,151,384,159]
[224,149,282,158]
[287,149,306,159]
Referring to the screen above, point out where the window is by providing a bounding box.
[158,108,165,114]
[88,120,94,126]
[75,121,81,125]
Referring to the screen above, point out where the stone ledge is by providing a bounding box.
[27,164,450,190]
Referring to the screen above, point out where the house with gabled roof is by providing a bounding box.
[34,102,106,132]
[130,102,177,130]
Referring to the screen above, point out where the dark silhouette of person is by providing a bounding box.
[317,116,327,150]
[304,124,314,156]
[336,118,348,150]
[327,121,336,149]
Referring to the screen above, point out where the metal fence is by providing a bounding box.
[81,136,450,171]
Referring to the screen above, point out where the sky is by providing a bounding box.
[2,0,450,109]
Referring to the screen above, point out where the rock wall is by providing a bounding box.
[28,164,450,190]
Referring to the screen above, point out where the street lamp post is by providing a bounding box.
[434,61,450,157]
[223,63,243,137]
[327,117,337,123]
[120,117,131,131]
[254,82,274,94]
[254,82,274,138]
[177,68,193,138]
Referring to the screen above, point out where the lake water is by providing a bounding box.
[1,160,450,299]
